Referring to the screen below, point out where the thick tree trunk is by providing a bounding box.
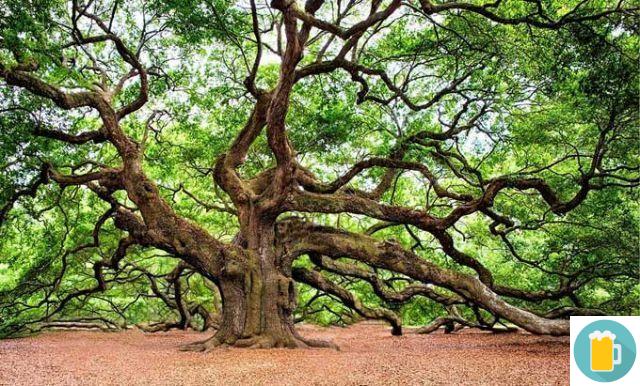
[209,271,299,348]
[182,213,334,350]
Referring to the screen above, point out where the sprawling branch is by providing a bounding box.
[419,0,636,30]
[287,0,401,40]
[281,220,569,335]
[0,164,49,225]
[292,266,402,335]
[308,254,463,306]
[0,63,99,109]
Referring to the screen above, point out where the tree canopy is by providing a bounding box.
[0,0,638,348]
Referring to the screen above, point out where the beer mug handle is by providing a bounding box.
[613,343,622,365]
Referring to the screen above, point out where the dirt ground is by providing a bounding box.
[0,323,569,385]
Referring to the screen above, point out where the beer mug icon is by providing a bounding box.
[589,330,622,372]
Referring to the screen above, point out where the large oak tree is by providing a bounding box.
[1,0,638,349]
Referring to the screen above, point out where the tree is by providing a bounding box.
[0,0,638,350]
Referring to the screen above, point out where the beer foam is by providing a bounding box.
[589,330,616,341]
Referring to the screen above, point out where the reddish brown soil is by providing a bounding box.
[0,323,569,385]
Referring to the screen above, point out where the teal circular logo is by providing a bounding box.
[574,320,636,382]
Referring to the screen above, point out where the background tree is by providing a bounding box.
[1,0,638,350]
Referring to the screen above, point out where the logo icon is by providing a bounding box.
[573,319,636,383]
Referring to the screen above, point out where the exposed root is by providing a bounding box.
[295,335,340,350]
[233,333,339,349]
[234,336,277,348]
[180,332,339,351]
[180,336,225,352]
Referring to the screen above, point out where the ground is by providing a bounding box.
[0,323,569,385]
